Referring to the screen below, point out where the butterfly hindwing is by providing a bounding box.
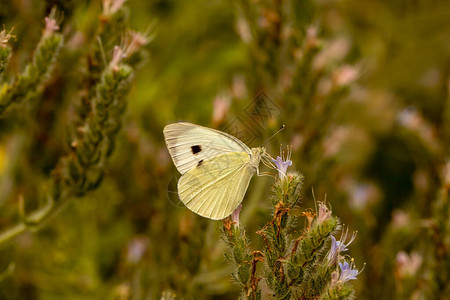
[177,152,255,219]
[163,122,251,174]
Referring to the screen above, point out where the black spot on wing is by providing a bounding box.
[197,159,204,167]
[191,145,202,155]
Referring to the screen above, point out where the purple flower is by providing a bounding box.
[271,146,293,178]
[317,202,332,224]
[127,236,149,264]
[44,16,59,36]
[327,229,357,266]
[231,204,242,227]
[110,46,126,70]
[395,251,422,278]
[327,236,341,266]
[338,260,363,282]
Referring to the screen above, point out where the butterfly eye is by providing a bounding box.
[191,145,202,154]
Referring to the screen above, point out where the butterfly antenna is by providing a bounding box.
[263,125,285,145]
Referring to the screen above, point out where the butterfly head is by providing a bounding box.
[251,147,265,157]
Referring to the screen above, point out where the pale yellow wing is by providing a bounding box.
[163,122,251,174]
[177,152,256,220]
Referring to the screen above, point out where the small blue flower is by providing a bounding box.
[271,146,293,178]
[231,204,242,227]
[328,236,339,258]
[327,229,357,266]
[338,260,362,282]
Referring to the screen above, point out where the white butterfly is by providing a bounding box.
[163,122,272,220]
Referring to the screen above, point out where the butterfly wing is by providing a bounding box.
[177,152,256,219]
[163,122,251,174]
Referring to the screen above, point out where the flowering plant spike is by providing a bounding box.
[222,147,362,299]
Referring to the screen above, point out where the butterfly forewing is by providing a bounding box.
[163,122,251,174]
[177,152,255,219]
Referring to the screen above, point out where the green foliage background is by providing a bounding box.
[0,0,449,299]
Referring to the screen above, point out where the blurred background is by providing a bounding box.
[0,0,449,299]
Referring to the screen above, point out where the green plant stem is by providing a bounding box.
[0,64,132,246]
